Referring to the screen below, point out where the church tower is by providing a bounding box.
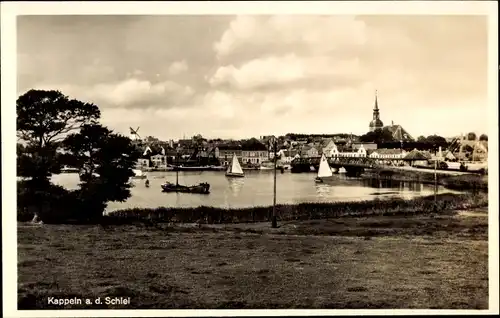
[368,90,384,132]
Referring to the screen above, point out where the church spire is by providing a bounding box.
[368,90,384,132]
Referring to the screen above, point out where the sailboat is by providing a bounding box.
[131,168,147,179]
[315,154,333,183]
[225,154,245,178]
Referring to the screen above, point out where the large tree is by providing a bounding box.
[359,128,395,144]
[17,90,100,148]
[467,132,477,141]
[479,134,488,141]
[425,135,448,148]
[417,136,427,142]
[16,89,100,221]
[63,124,140,222]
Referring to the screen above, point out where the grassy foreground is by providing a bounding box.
[18,207,488,309]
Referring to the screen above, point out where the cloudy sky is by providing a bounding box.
[17,15,488,140]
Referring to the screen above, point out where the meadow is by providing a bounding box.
[18,204,488,309]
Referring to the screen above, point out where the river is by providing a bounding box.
[49,170,459,213]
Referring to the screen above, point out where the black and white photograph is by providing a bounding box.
[2,1,498,316]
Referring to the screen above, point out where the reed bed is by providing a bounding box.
[105,192,487,225]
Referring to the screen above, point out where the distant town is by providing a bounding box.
[131,94,489,172]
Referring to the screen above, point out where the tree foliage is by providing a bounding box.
[467,132,477,141]
[424,135,448,147]
[63,124,140,221]
[359,128,395,144]
[241,138,267,150]
[16,90,100,180]
[479,134,488,141]
[463,145,474,153]
[17,90,100,146]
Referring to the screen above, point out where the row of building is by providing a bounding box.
[136,135,446,169]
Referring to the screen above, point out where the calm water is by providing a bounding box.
[50,170,458,213]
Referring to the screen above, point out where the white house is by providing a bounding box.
[305,146,319,158]
[278,149,299,164]
[324,143,340,157]
[136,158,150,169]
[369,149,406,159]
[352,142,377,151]
[330,145,367,158]
[143,146,153,157]
[241,149,268,164]
[321,139,338,157]
[150,154,167,168]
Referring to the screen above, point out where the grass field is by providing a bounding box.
[18,208,488,309]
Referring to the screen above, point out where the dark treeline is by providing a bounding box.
[285,133,357,140]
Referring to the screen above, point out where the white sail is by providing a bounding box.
[317,154,333,178]
[229,154,244,175]
[132,169,144,177]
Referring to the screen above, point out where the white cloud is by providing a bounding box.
[214,16,366,59]
[168,60,189,75]
[209,54,363,91]
[35,78,195,109]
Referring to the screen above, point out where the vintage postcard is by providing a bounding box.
[2,1,498,317]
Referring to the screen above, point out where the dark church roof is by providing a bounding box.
[385,124,414,141]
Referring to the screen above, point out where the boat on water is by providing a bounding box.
[161,155,211,194]
[131,169,147,179]
[171,165,225,171]
[209,165,226,171]
[242,165,261,170]
[161,181,210,194]
[315,154,333,183]
[61,166,80,173]
[226,154,245,178]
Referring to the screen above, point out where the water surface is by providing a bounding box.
[50,170,459,213]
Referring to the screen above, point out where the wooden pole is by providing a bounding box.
[176,152,179,186]
[434,158,437,211]
[272,139,278,228]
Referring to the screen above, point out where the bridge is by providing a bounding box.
[290,156,403,173]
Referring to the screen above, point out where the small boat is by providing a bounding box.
[161,181,210,194]
[242,165,261,170]
[209,165,226,171]
[315,154,333,183]
[171,165,211,171]
[132,169,147,179]
[226,154,245,178]
[61,166,80,173]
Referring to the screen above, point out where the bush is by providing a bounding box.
[17,180,107,224]
[17,180,71,222]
